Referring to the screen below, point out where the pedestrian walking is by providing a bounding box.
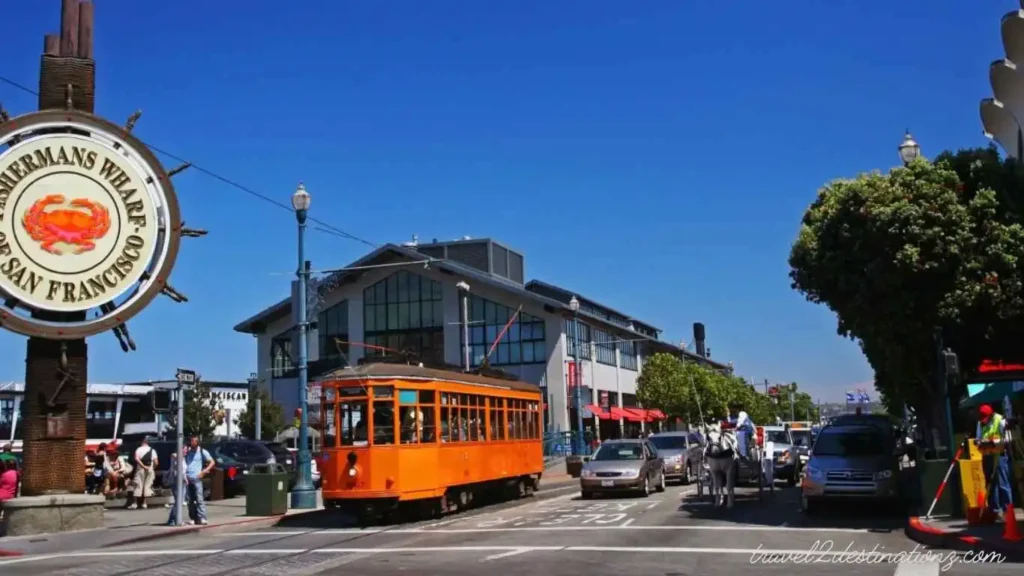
[183,436,215,525]
[129,437,158,509]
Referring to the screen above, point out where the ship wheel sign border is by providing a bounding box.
[0,109,182,340]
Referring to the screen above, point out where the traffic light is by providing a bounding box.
[151,389,172,413]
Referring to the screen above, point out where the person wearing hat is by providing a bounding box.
[975,404,1012,520]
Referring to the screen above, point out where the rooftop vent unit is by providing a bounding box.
[414,238,525,284]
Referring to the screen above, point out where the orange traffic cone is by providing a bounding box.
[1003,504,1022,542]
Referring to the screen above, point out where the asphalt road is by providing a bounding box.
[0,481,1017,576]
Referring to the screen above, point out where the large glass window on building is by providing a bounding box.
[363,270,444,364]
[619,339,638,371]
[270,328,296,378]
[564,319,592,360]
[317,300,349,375]
[86,397,117,440]
[460,295,546,366]
[594,328,616,366]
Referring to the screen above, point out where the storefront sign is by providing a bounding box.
[0,110,181,338]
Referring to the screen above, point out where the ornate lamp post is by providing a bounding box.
[290,183,317,509]
[898,131,921,165]
[569,295,584,455]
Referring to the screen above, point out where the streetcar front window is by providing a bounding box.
[338,399,368,446]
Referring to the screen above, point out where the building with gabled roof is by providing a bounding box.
[233,237,730,437]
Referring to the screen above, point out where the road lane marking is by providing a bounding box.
[620,518,635,527]
[482,548,536,561]
[215,524,872,537]
[893,562,941,576]
[0,544,940,566]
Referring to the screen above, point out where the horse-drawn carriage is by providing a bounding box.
[694,422,774,507]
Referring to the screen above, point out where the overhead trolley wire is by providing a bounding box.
[0,73,378,249]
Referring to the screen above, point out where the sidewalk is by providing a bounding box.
[0,494,323,557]
[906,508,1024,562]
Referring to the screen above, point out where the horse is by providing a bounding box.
[703,423,738,509]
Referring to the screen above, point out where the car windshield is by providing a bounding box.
[812,429,886,457]
[790,430,811,446]
[649,436,687,450]
[765,431,789,444]
[593,444,644,461]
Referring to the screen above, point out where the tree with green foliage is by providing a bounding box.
[637,353,785,425]
[789,153,1024,425]
[234,388,285,441]
[166,379,224,441]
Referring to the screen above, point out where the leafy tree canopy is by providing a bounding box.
[166,379,224,441]
[789,150,1024,415]
[235,388,285,441]
[637,353,802,425]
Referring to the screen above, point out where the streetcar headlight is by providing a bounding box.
[347,467,357,477]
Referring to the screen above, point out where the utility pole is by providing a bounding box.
[174,368,195,527]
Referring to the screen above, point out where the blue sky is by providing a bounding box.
[0,1,1008,401]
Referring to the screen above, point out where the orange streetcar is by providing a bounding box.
[318,362,544,518]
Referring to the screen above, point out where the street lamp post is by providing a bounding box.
[899,130,921,165]
[569,296,584,455]
[456,282,471,371]
[290,182,317,510]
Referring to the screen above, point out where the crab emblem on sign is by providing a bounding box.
[22,194,111,255]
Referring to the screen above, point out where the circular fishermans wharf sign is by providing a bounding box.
[0,110,181,339]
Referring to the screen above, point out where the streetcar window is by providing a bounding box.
[399,405,423,444]
[373,386,393,399]
[457,395,469,442]
[419,390,435,405]
[339,400,367,446]
[440,402,452,443]
[399,390,417,405]
[373,401,395,445]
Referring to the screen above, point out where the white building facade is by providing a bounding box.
[234,239,729,439]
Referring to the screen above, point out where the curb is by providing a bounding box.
[905,516,1024,562]
[0,548,24,557]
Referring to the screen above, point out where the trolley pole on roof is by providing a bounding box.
[569,296,584,455]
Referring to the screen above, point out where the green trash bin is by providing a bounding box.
[246,463,289,516]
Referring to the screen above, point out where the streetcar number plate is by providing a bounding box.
[600,480,615,487]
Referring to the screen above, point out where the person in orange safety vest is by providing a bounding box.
[975,404,1012,519]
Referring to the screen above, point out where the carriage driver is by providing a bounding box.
[728,401,756,459]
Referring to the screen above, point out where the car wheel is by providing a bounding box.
[641,476,651,497]
[680,463,691,485]
[656,472,666,492]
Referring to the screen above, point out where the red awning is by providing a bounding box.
[614,407,646,422]
[646,409,666,421]
[584,404,613,419]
